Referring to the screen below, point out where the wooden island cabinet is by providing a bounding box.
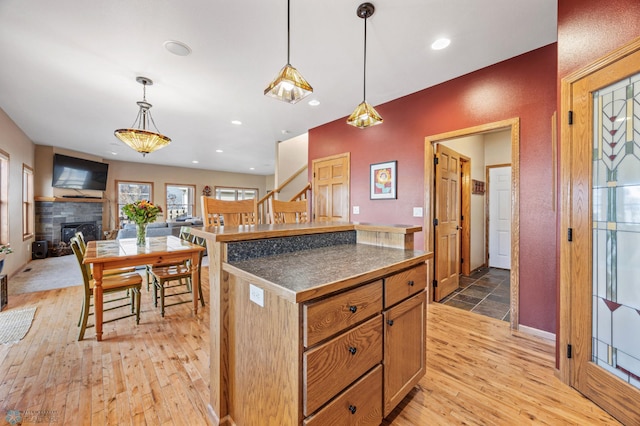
[191,223,432,426]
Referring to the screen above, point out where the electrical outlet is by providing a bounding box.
[353,206,360,214]
[249,284,264,307]
[413,207,423,217]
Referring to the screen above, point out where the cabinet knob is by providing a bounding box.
[408,280,414,286]
[348,346,357,355]
[387,319,394,326]
[349,305,357,313]
[348,405,357,415]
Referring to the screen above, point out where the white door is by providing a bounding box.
[488,166,511,269]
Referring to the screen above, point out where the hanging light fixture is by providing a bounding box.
[264,0,313,104]
[347,2,383,128]
[114,76,171,156]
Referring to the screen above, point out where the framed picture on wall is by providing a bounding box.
[370,161,397,199]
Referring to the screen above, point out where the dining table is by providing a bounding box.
[83,235,205,341]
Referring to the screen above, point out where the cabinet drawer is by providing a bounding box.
[303,280,382,348]
[303,365,382,426]
[384,263,426,308]
[303,315,383,416]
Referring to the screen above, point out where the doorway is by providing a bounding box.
[425,118,520,330]
[311,153,350,222]
[559,38,640,423]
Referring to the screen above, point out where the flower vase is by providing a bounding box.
[136,223,148,246]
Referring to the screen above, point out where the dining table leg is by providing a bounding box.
[93,264,104,341]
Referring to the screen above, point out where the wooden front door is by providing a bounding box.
[434,144,461,301]
[561,41,640,424]
[312,153,350,222]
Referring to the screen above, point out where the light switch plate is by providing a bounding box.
[249,284,264,307]
[353,206,360,214]
[413,207,423,217]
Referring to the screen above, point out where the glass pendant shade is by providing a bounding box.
[114,77,171,156]
[347,100,383,128]
[264,63,313,104]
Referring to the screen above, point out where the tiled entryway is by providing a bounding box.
[439,268,510,322]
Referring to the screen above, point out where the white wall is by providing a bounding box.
[276,133,308,201]
[0,109,35,277]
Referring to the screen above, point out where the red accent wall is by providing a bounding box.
[309,44,558,332]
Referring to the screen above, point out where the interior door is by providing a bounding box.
[567,47,640,423]
[488,166,511,269]
[312,153,350,222]
[434,144,461,301]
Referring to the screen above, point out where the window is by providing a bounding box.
[0,150,8,244]
[116,181,153,227]
[165,183,195,219]
[22,164,34,239]
[214,186,258,201]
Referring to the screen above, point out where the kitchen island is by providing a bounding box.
[191,223,432,425]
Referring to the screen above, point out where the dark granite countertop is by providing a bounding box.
[223,243,432,303]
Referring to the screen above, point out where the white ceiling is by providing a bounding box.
[0,0,557,176]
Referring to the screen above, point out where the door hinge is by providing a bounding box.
[432,280,438,288]
[434,156,439,165]
[433,218,439,226]
[568,110,573,125]
[461,215,464,221]
[461,258,464,264]
[568,228,573,242]
[567,344,572,359]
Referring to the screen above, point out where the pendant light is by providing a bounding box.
[347,2,383,128]
[264,0,313,104]
[114,76,171,156]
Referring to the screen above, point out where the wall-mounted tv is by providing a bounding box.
[52,154,109,191]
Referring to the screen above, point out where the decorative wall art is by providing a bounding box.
[472,179,485,195]
[370,161,397,199]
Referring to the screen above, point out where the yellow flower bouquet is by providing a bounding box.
[122,200,162,245]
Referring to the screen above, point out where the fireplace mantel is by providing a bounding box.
[35,196,104,203]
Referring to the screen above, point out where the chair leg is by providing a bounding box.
[135,289,141,325]
[78,293,90,341]
[153,277,159,307]
[160,281,165,317]
[199,281,205,307]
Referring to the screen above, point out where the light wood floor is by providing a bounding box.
[0,271,621,425]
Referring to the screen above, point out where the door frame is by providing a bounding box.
[425,117,520,330]
[460,157,472,276]
[558,36,640,391]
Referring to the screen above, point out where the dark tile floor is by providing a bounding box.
[439,267,511,322]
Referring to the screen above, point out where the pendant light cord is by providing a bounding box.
[363,13,367,101]
[287,0,291,65]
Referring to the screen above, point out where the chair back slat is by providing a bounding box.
[269,199,309,224]
[200,196,258,226]
[70,237,92,295]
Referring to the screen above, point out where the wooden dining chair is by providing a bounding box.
[70,237,142,340]
[144,226,193,291]
[269,199,309,224]
[75,231,136,277]
[149,234,206,317]
[200,196,258,226]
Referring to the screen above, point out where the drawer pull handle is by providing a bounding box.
[348,405,357,414]
[408,280,415,286]
[349,305,358,313]
[387,319,394,326]
[348,346,357,355]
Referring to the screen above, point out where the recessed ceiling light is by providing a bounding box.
[110,151,118,156]
[431,38,451,50]
[216,149,224,153]
[192,160,199,164]
[231,120,242,125]
[308,99,320,106]
[164,40,192,56]
[281,130,290,134]
[249,167,255,170]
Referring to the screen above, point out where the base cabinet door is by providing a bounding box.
[383,291,426,416]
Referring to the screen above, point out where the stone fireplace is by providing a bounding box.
[35,198,104,254]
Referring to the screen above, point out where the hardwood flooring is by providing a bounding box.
[0,270,621,425]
